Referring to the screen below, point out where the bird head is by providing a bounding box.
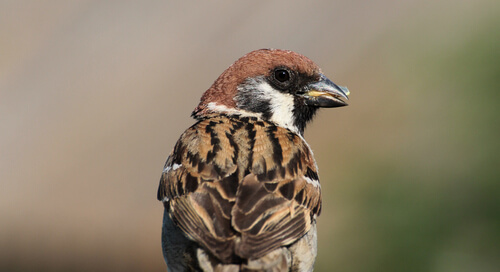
[192,49,349,135]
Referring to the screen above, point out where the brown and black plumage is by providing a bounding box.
[158,49,349,271]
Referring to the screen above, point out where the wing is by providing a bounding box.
[157,116,322,262]
[231,122,322,259]
[158,117,242,263]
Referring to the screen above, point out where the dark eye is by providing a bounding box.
[274,69,290,82]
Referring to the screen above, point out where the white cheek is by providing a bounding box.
[258,82,299,134]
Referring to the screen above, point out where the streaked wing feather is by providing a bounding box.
[157,115,322,262]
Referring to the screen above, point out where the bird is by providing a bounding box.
[157,49,349,272]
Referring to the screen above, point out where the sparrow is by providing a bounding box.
[157,49,349,272]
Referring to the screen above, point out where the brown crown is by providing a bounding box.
[192,49,321,117]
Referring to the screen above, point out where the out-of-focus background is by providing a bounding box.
[1,1,499,271]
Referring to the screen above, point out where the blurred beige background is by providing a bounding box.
[1,1,499,271]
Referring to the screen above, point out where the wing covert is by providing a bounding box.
[157,116,322,262]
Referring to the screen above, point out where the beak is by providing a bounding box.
[302,74,350,107]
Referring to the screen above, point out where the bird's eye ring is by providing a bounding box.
[274,69,290,83]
